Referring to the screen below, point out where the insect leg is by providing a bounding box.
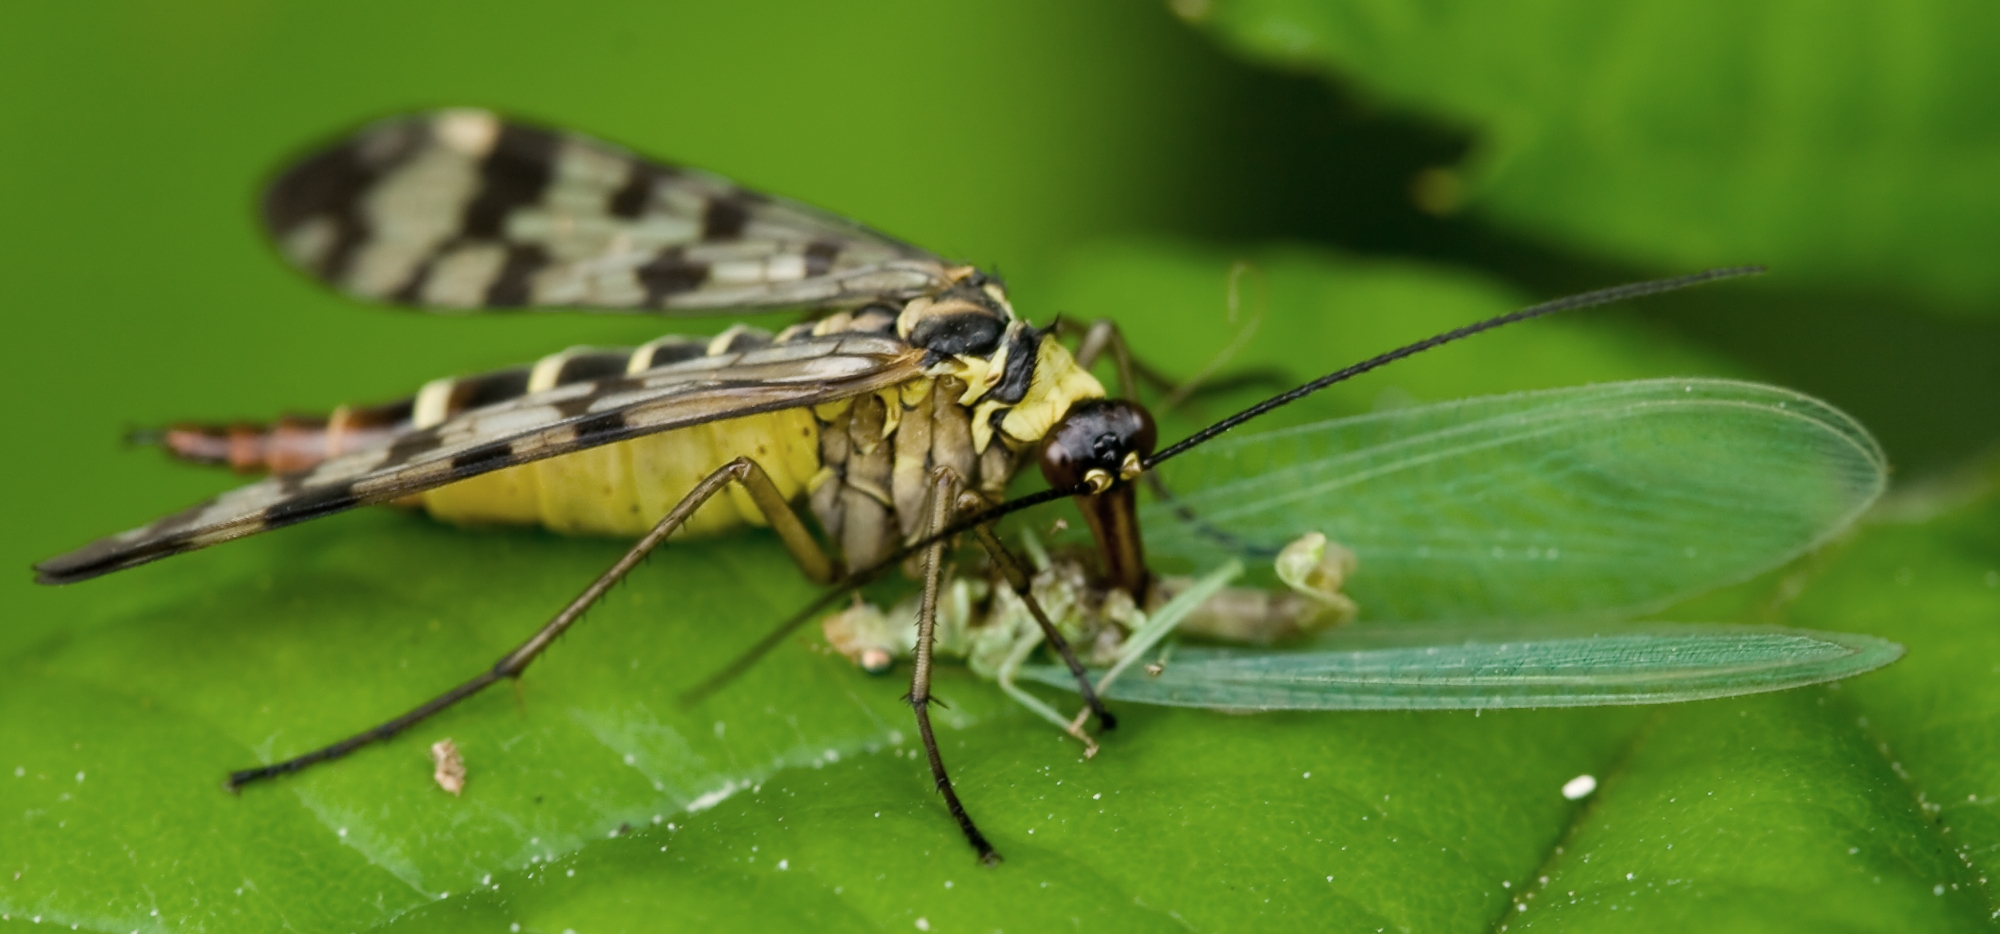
[909,467,1000,865]
[1059,318,1290,412]
[1063,318,1152,402]
[226,456,836,791]
[955,491,1116,737]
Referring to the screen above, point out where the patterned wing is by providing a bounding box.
[264,109,950,313]
[36,334,924,583]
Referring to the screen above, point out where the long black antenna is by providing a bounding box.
[1147,265,1765,467]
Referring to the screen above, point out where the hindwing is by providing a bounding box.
[264,109,950,313]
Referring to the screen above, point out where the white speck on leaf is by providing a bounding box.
[1562,774,1597,800]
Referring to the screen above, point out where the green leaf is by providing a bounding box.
[1184,0,2000,312]
[8,240,1992,932]
[1505,464,2000,929]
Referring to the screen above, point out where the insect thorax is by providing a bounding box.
[413,275,1104,570]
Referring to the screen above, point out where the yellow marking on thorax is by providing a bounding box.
[948,333,1104,453]
[995,336,1104,447]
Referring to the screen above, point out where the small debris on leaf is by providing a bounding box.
[430,738,466,795]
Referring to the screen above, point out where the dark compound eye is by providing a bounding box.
[1040,399,1157,492]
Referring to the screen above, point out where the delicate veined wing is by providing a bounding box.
[36,334,924,584]
[1023,624,1903,709]
[1142,379,1887,622]
[264,109,949,313]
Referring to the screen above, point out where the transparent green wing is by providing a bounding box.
[1142,379,1886,622]
[1022,625,1902,710]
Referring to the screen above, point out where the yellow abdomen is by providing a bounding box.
[418,404,821,539]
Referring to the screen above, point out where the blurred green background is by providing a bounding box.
[4,1,1999,932]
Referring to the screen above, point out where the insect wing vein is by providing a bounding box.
[1140,378,1886,623]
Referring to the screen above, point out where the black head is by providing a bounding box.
[1038,399,1156,493]
[1038,398,1156,596]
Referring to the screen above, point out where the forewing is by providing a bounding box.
[1141,379,1888,622]
[264,109,949,313]
[36,335,924,583]
[1024,624,1903,710]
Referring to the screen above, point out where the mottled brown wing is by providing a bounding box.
[264,109,950,313]
[36,334,924,583]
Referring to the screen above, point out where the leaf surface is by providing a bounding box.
[1187,0,2000,311]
